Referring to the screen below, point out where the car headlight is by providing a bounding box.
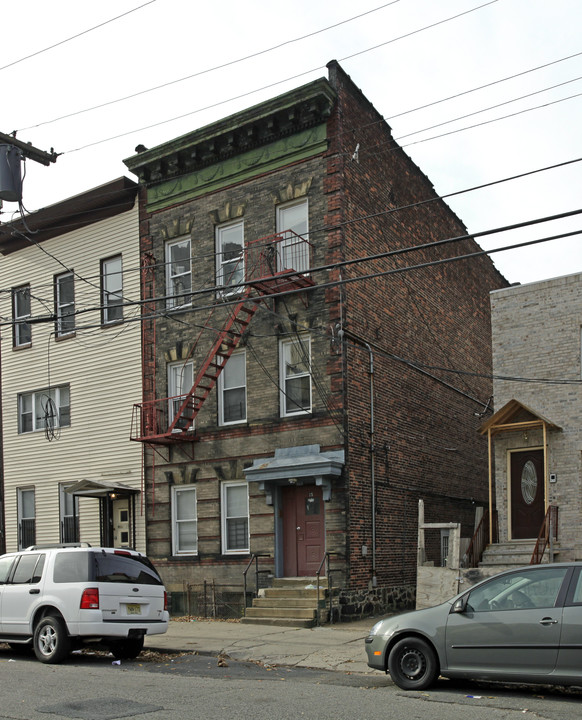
[369,620,386,636]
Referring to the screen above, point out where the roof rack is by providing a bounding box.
[25,542,92,550]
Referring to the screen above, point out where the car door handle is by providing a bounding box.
[29,588,40,594]
[539,617,558,625]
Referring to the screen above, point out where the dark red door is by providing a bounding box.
[282,485,325,576]
[510,450,545,539]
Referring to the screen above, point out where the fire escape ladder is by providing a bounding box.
[167,291,260,434]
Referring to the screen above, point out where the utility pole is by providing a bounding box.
[0,131,59,203]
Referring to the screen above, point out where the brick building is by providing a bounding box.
[124,61,506,620]
[479,272,582,564]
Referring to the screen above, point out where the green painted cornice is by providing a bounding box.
[123,77,336,210]
[145,125,327,211]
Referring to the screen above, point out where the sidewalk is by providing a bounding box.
[144,617,378,675]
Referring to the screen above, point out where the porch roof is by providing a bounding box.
[244,444,344,483]
[479,399,561,437]
[66,479,140,498]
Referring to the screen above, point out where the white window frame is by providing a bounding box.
[218,351,246,425]
[59,484,78,544]
[216,220,244,294]
[167,360,194,430]
[166,237,192,309]
[13,284,31,347]
[279,336,312,416]
[171,485,198,555]
[276,199,309,274]
[18,487,35,550]
[55,271,75,336]
[18,385,71,434]
[101,255,123,324]
[221,481,249,555]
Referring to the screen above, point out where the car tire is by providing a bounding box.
[33,616,71,664]
[387,637,439,690]
[109,636,144,660]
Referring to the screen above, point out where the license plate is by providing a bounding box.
[126,604,141,615]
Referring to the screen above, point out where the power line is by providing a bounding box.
[0,1,158,73]
[18,1,400,132]
[63,1,498,154]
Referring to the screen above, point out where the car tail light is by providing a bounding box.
[80,587,100,609]
[164,591,168,611]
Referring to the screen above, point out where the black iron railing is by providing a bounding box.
[242,553,271,615]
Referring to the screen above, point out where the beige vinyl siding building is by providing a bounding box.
[0,178,145,552]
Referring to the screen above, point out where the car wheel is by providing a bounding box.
[109,636,144,660]
[387,637,439,690]
[33,616,71,664]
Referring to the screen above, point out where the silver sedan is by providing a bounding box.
[365,563,582,690]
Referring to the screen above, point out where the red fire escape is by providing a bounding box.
[130,231,314,446]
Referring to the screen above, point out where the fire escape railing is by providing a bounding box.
[530,505,558,564]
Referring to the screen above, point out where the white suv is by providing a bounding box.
[0,544,169,663]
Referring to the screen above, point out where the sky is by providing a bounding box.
[1,0,581,286]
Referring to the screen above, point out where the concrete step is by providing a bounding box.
[480,541,559,567]
[272,577,328,589]
[240,617,318,628]
[253,597,327,609]
[262,588,326,599]
[244,606,317,620]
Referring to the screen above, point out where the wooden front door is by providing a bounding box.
[282,485,325,576]
[510,449,545,539]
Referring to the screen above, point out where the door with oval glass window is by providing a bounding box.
[510,449,544,539]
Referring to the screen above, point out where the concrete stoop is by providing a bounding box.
[480,540,559,568]
[241,577,330,628]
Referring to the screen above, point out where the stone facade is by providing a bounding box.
[489,272,582,559]
[124,61,507,618]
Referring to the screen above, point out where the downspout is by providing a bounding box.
[364,341,377,587]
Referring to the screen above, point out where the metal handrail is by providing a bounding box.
[530,505,559,564]
[315,552,344,626]
[463,510,498,568]
[242,553,270,616]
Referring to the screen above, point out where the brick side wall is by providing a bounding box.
[326,62,507,593]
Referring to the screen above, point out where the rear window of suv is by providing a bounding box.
[53,551,163,585]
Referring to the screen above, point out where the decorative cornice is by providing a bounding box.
[123,78,335,209]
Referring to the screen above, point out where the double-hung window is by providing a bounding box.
[280,336,312,416]
[166,238,192,309]
[276,199,309,274]
[172,486,197,555]
[18,385,71,434]
[55,271,75,337]
[168,361,193,430]
[101,255,123,324]
[216,221,244,293]
[218,351,246,425]
[18,487,36,550]
[12,284,31,347]
[221,482,249,554]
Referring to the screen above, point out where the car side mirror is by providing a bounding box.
[452,597,467,614]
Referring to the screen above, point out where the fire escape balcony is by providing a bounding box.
[130,231,315,445]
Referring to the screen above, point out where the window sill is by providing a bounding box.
[55,332,76,342]
[12,343,32,351]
